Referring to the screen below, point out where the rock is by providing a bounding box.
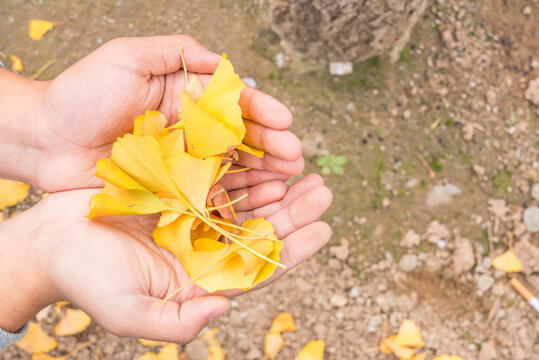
[405,178,419,188]
[473,164,486,177]
[348,287,360,298]
[329,62,353,75]
[329,238,350,261]
[367,315,384,333]
[275,52,284,68]
[330,293,348,307]
[531,183,539,201]
[237,339,251,352]
[426,182,462,206]
[476,274,494,294]
[35,305,53,323]
[462,123,474,141]
[523,206,539,232]
[398,254,418,272]
[301,132,324,157]
[382,198,390,207]
[485,89,496,105]
[346,102,356,112]
[452,236,475,274]
[246,348,263,360]
[522,6,532,15]
[403,110,411,119]
[423,220,450,244]
[524,78,539,107]
[514,238,539,274]
[185,340,208,360]
[400,229,420,247]
[241,77,257,89]
[479,341,497,360]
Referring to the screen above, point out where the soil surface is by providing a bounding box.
[1,0,538,359]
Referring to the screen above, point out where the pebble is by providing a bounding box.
[479,341,497,360]
[524,78,539,106]
[523,206,539,233]
[329,61,353,75]
[367,315,384,333]
[473,164,486,176]
[401,229,420,247]
[398,254,418,272]
[426,182,462,206]
[246,348,262,359]
[522,6,532,15]
[476,274,494,294]
[452,236,475,274]
[241,77,257,89]
[301,132,324,157]
[329,238,350,261]
[348,287,360,298]
[346,102,356,112]
[531,183,539,201]
[330,293,348,307]
[275,52,284,68]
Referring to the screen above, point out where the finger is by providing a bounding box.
[236,151,305,177]
[108,295,230,344]
[220,169,289,191]
[243,119,302,161]
[105,35,221,77]
[239,86,293,129]
[228,180,287,212]
[236,173,325,220]
[264,184,332,238]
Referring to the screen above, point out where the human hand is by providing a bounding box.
[24,35,302,192]
[0,174,331,342]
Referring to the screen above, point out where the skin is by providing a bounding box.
[0,35,332,343]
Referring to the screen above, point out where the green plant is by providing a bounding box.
[316,154,347,175]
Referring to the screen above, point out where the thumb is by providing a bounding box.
[108,295,230,343]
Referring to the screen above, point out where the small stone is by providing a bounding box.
[476,274,494,294]
[301,132,324,158]
[486,89,496,105]
[246,348,263,360]
[400,229,420,247]
[473,164,486,176]
[230,298,239,308]
[405,178,419,188]
[275,52,284,68]
[346,102,356,112]
[329,61,353,75]
[328,258,342,270]
[382,198,390,207]
[426,182,462,206]
[35,305,53,322]
[522,6,532,15]
[329,238,350,261]
[436,240,446,249]
[403,110,411,119]
[398,254,418,272]
[237,339,251,352]
[348,287,360,298]
[524,78,539,106]
[367,315,384,333]
[241,77,257,89]
[531,183,539,201]
[330,293,348,307]
[462,123,474,141]
[478,341,497,360]
[523,206,539,233]
[452,236,475,274]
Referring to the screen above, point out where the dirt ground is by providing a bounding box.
[1,0,538,359]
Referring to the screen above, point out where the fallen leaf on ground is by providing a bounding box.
[28,20,54,40]
[269,312,296,333]
[0,178,30,210]
[201,328,225,360]
[16,322,57,354]
[10,55,23,72]
[294,340,325,360]
[264,332,284,360]
[32,341,90,360]
[379,319,424,359]
[138,339,168,347]
[53,308,91,336]
[431,356,464,360]
[491,249,523,272]
[410,354,427,360]
[139,343,179,360]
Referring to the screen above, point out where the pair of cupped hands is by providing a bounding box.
[0,36,332,343]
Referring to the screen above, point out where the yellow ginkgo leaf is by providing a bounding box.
[379,335,415,360]
[264,332,284,360]
[411,354,427,360]
[32,354,63,360]
[157,343,179,360]
[138,339,168,347]
[53,308,92,336]
[491,249,523,273]
[139,352,158,360]
[28,20,54,40]
[237,143,264,158]
[294,340,325,360]
[10,55,23,72]
[431,356,464,360]
[269,312,296,333]
[394,319,424,348]
[133,111,167,138]
[16,322,58,354]
[201,328,225,360]
[0,178,30,210]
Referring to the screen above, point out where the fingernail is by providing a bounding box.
[209,306,229,320]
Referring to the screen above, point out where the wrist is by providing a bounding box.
[0,70,49,187]
[0,203,59,332]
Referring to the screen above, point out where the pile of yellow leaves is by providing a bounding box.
[16,303,92,359]
[88,50,283,296]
